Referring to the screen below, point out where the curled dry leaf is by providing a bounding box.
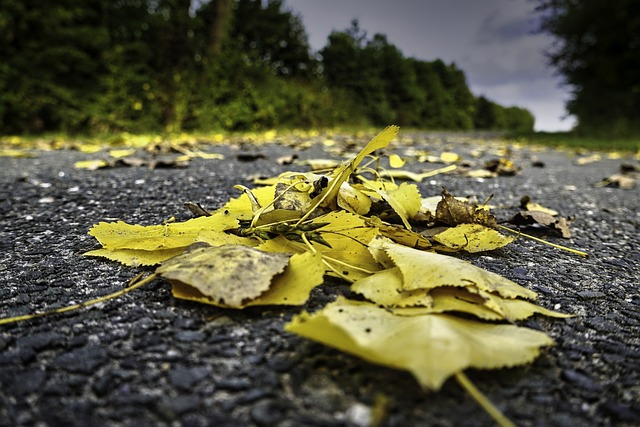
[435,189,497,228]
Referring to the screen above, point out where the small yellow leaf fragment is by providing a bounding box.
[440,152,461,163]
[285,297,554,390]
[75,159,110,170]
[158,245,291,308]
[433,224,515,253]
[108,148,136,158]
[388,154,406,168]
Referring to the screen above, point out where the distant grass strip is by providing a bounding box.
[509,131,640,153]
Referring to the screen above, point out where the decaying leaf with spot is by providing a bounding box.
[285,297,554,390]
[157,245,291,308]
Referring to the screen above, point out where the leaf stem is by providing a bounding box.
[497,225,588,257]
[0,273,159,326]
[455,372,516,427]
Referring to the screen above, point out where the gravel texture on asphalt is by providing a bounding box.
[0,132,638,427]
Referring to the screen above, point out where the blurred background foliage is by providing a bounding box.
[0,0,549,135]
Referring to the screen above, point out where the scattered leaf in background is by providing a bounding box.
[507,210,572,238]
[594,163,638,189]
[520,195,559,216]
[484,158,519,176]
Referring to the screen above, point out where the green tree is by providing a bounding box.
[534,0,640,136]
[0,0,109,133]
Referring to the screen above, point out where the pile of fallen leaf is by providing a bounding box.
[79,126,579,424]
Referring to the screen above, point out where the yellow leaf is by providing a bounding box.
[196,229,256,247]
[352,267,433,307]
[369,238,537,300]
[258,211,381,281]
[89,212,238,251]
[432,224,515,253]
[221,185,277,221]
[84,247,187,266]
[0,149,36,158]
[75,159,110,170]
[440,152,460,163]
[285,297,554,390]
[245,252,325,306]
[361,180,421,229]
[337,183,372,215]
[299,126,399,223]
[388,154,406,168]
[108,148,136,158]
[158,245,291,308]
[392,287,573,321]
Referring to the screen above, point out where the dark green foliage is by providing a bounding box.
[535,0,640,137]
[0,2,533,134]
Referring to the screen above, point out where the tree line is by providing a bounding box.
[0,0,534,135]
[534,0,640,137]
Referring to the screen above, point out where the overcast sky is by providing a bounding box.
[284,0,576,131]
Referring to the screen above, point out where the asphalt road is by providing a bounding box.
[0,132,638,427]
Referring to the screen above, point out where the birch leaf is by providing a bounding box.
[157,245,291,308]
[361,180,421,229]
[88,212,238,251]
[285,297,554,390]
[84,247,187,266]
[351,267,433,307]
[371,238,537,300]
[392,287,572,321]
